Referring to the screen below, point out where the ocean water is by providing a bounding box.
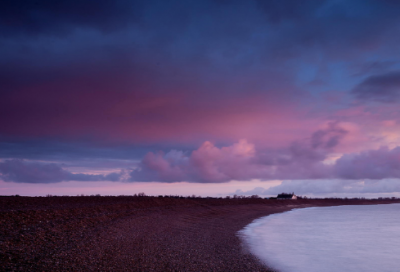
[240,204,400,272]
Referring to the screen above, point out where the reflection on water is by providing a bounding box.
[240,204,400,272]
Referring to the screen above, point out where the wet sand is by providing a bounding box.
[1,196,399,271]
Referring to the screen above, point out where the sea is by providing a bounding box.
[239,203,400,272]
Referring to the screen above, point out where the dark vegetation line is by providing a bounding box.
[2,193,399,201]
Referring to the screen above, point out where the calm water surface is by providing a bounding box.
[240,204,400,272]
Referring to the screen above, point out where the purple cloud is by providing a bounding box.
[131,123,348,182]
[352,72,400,102]
[0,159,122,183]
[131,140,266,183]
[2,124,400,185]
[130,123,400,183]
[334,147,400,179]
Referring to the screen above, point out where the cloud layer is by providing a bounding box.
[0,159,122,183]
[235,179,400,196]
[2,0,400,146]
[353,72,400,102]
[2,1,400,195]
[2,122,400,184]
[130,123,400,182]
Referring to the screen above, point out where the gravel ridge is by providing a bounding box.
[1,196,399,271]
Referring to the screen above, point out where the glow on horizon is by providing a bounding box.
[0,179,282,197]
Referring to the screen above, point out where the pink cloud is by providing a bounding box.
[131,122,400,182]
[131,123,345,182]
[2,121,400,184]
[132,139,266,183]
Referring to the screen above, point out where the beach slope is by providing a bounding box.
[1,196,398,271]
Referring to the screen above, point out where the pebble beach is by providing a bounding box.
[1,196,399,271]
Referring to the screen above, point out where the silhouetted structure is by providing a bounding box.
[277,193,297,200]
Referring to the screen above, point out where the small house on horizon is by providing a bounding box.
[277,192,297,200]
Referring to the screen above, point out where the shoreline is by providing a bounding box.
[1,196,399,271]
[239,202,400,272]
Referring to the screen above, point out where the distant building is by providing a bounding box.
[277,193,297,200]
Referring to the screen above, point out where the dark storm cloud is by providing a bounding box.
[1,0,398,61]
[2,0,400,95]
[0,0,141,36]
[0,159,123,183]
[351,61,399,77]
[352,72,400,102]
[255,0,321,23]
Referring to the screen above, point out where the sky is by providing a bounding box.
[1,0,400,197]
